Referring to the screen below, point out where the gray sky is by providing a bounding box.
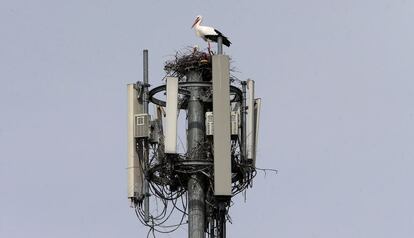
[1,0,414,237]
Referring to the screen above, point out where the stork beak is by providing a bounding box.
[191,19,198,28]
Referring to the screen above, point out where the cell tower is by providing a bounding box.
[127,41,261,238]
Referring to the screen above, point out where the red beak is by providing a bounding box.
[191,18,199,28]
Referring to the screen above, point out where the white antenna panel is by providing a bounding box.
[246,79,255,161]
[127,84,144,202]
[253,98,261,166]
[165,77,178,154]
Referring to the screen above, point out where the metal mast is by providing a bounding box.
[187,70,206,238]
[142,49,150,222]
[128,42,262,238]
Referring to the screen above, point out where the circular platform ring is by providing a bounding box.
[149,81,243,108]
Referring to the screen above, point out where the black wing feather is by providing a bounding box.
[204,29,232,47]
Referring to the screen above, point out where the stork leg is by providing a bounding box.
[208,42,212,55]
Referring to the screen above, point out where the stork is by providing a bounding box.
[191,15,231,54]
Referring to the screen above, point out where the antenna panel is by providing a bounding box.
[253,98,261,166]
[165,77,178,154]
[246,79,255,162]
[127,84,145,202]
[212,55,232,196]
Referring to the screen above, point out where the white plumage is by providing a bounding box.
[191,15,231,52]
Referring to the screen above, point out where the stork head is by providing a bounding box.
[191,15,203,28]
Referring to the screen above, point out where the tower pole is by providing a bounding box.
[187,71,206,238]
[217,37,223,55]
[142,49,150,222]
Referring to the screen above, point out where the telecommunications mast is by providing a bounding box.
[127,39,261,237]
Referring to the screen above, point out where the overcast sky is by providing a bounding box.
[1,0,414,237]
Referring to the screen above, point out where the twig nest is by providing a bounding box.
[164,49,212,81]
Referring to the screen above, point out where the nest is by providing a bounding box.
[164,48,212,80]
[164,47,239,83]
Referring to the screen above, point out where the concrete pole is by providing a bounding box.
[186,70,206,238]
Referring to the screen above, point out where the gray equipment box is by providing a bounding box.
[134,114,151,138]
[205,111,239,136]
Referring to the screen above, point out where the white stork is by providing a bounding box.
[191,15,231,53]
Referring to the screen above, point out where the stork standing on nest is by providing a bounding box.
[191,15,231,54]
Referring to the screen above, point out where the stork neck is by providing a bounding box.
[194,20,201,29]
